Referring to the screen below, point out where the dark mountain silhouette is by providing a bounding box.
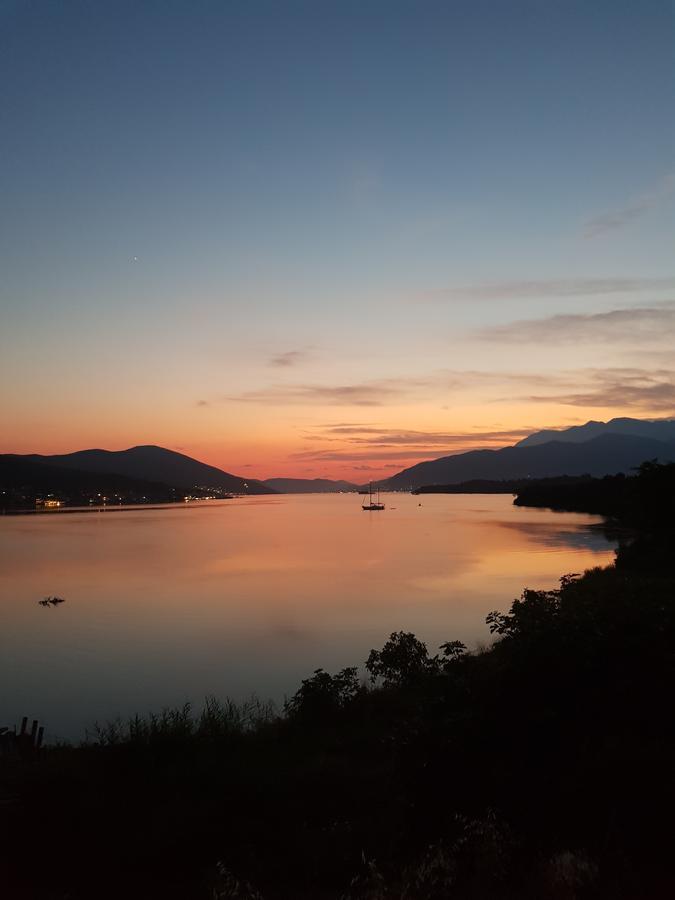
[516,415,675,448]
[264,478,359,493]
[0,454,177,503]
[385,433,675,489]
[21,446,274,494]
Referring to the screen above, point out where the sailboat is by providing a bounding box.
[362,481,385,511]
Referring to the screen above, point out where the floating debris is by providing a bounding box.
[38,596,66,608]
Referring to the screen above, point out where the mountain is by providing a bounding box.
[385,433,675,490]
[264,478,359,493]
[516,416,675,448]
[21,446,274,494]
[0,454,177,505]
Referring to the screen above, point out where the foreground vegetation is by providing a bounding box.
[1,465,674,899]
[514,460,675,526]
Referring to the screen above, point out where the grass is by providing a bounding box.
[90,695,278,746]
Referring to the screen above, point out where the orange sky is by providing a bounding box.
[2,4,674,483]
[4,347,674,482]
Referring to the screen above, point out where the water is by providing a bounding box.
[0,493,616,740]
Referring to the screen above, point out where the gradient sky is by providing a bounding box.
[1,0,674,480]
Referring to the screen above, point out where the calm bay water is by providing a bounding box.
[1,493,616,740]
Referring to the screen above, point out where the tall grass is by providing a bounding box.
[89,695,277,746]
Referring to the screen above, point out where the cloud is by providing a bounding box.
[268,349,309,368]
[583,206,646,237]
[476,304,675,344]
[213,370,571,411]
[629,348,675,365]
[321,421,378,428]
[524,368,675,412]
[290,423,547,464]
[290,448,453,462]
[206,367,674,421]
[583,173,675,238]
[232,382,399,407]
[316,425,536,447]
[423,277,675,302]
[229,375,456,407]
[196,399,210,407]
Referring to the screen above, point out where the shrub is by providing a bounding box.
[285,667,361,720]
[366,631,438,686]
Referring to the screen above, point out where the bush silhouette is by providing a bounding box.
[285,667,361,721]
[366,631,437,685]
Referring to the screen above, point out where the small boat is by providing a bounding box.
[362,482,385,511]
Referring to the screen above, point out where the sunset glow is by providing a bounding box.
[2,5,674,894]
[1,2,673,481]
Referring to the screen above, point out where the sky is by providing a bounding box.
[1,0,674,481]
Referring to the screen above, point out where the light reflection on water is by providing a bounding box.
[0,493,616,740]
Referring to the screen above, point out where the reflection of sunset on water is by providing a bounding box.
[0,494,616,740]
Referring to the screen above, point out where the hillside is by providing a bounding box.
[22,446,274,494]
[385,433,675,489]
[264,478,358,493]
[516,416,675,448]
[0,455,177,507]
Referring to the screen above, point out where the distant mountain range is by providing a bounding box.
[263,478,359,493]
[516,416,675,448]
[5,417,675,502]
[385,427,675,490]
[15,446,274,494]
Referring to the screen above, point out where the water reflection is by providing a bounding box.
[494,520,616,552]
[0,493,617,740]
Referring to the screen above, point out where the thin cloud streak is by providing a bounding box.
[316,426,536,446]
[290,448,453,463]
[225,371,570,408]
[228,375,462,407]
[291,424,547,466]
[523,368,675,413]
[206,367,675,420]
[476,304,675,344]
[583,173,675,238]
[268,349,310,368]
[423,277,675,302]
[231,382,403,407]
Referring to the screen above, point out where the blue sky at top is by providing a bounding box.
[1,0,673,473]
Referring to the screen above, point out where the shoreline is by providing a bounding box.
[0,498,245,516]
